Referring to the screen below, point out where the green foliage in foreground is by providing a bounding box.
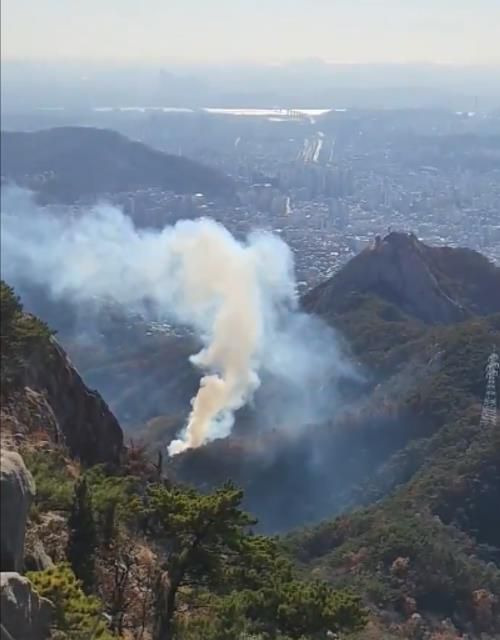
[25,454,366,639]
[147,482,366,639]
[27,564,116,640]
[84,465,143,544]
[0,280,53,394]
[175,581,366,639]
[22,447,75,512]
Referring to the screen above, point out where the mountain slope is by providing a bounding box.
[304,232,500,325]
[0,281,123,465]
[284,238,500,637]
[2,227,499,637]
[0,127,234,202]
[42,232,494,539]
[0,281,368,640]
[287,379,500,637]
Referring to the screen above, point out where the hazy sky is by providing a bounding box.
[2,0,500,66]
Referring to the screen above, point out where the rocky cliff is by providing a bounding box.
[28,339,123,465]
[2,338,123,466]
[0,451,35,572]
[1,281,124,466]
[0,281,123,637]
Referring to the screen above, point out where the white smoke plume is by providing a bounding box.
[1,186,317,454]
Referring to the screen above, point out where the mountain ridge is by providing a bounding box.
[304,231,500,325]
[1,126,234,203]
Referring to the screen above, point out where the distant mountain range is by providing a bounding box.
[0,126,234,202]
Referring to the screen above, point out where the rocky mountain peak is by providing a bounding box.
[305,231,500,324]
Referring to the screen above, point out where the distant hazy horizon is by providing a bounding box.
[3,58,500,71]
[2,0,500,66]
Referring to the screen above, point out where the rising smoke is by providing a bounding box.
[1,186,351,455]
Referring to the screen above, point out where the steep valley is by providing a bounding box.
[2,232,500,638]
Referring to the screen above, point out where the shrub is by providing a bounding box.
[22,447,75,512]
[84,465,143,544]
[27,564,116,639]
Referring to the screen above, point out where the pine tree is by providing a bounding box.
[147,481,366,639]
[67,476,97,592]
[27,564,115,639]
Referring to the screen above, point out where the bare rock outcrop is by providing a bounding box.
[0,572,51,640]
[27,339,123,465]
[0,451,35,572]
[2,338,123,466]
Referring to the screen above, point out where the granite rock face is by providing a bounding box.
[23,339,124,465]
[0,572,52,640]
[2,338,124,467]
[0,451,35,572]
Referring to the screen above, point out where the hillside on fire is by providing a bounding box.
[1,230,499,640]
[0,280,366,640]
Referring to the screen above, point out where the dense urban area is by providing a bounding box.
[5,106,499,293]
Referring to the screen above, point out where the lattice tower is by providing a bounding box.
[479,349,499,428]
